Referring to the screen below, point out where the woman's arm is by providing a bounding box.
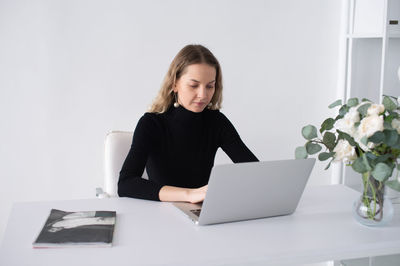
[159,185,208,203]
[118,114,163,200]
[218,113,259,163]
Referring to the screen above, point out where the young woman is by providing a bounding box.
[118,44,258,203]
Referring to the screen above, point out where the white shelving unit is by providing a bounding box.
[341,0,400,190]
[339,4,400,265]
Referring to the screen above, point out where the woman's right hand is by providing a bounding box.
[187,185,208,204]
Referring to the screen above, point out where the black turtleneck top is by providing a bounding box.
[118,105,258,201]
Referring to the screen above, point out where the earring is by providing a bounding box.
[173,93,179,108]
[207,102,212,109]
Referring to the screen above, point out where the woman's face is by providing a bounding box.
[174,63,216,113]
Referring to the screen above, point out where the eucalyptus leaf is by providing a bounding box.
[383,129,398,147]
[383,96,397,112]
[386,179,400,192]
[371,162,393,181]
[360,136,368,146]
[384,121,393,130]
[352,157,368,174]
[373,153,392,165]
[335,114,344,121]
[295,146,308,159]
[347,98,359,107]
[392,137,400,149]
[306,142,322,155]
[366,152,378,161]
[339,105,350,116]
[302,125,318,140]
[362,98,371,102]
[383,94,399,100]
[389,111,399,119]
[357,103,371,117]
[324,159,333,170]
[318,152,335,161]
[385,113,396,124]
[337,130,357,147]
[323,132,336,151]
[328,99,342,109]
[320,118,335,133]
[362,154,372,171]
[368,131,385,144]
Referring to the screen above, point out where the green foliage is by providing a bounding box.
[318,152,334,161]
[383,129,398,147]
[339,105,350,117]
[295,96,400,193]
[372,154,392,167]
[357,103,371,117]
[384,121,393,130]
[322,132,336,151]
[392,138,400,149]
[384,111,399,125]
[371,163,393,181]
[386,179,400,192]
[360,136,368,146]
[362,154,372,171]
[368,131,385,144]
[306,142,322,155]
[295,146,308,159]
[324,160,333,170]
[328,99,342,109]
[302,125,318,140]
[337,130,357,147]
[347,98,359,107]
[383,96,397,112]
[352,157,368,173]
[320,118,335,133]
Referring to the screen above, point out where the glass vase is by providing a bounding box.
[352,172,394,227]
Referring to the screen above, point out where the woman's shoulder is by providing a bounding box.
[204,109,234,130]
[206,109,229,121]
[135,112,165,130]
[142,112,160,120]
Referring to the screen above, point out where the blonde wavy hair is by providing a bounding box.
[149,44,223,113]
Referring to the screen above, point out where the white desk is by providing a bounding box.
[1,185,400,266]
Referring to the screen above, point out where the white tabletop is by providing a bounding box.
[1,185,400,266]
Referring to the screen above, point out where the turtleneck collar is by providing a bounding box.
[168,105,206,125]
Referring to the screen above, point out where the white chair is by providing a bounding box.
[96,131,148,198]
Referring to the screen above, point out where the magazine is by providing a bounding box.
[33,209,116,248]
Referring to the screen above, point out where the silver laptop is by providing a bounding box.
[173,158,315,225]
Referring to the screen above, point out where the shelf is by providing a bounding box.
[346,33,400,39]
[347,33,383,39]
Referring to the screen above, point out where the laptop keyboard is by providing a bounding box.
[190,209,201,217]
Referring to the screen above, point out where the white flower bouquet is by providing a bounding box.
[296,96,400,225]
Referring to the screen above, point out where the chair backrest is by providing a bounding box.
[104,131,148,197]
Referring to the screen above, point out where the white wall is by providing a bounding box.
[0,0,342,240]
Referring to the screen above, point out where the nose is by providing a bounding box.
[197,86,207,99]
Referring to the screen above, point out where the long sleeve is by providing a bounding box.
[218,113,259,163]
[118,114,163,201]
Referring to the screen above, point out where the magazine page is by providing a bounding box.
[33,209,116,248]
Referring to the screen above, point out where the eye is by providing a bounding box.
[207,85,215,89]
[190,84,198,88]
